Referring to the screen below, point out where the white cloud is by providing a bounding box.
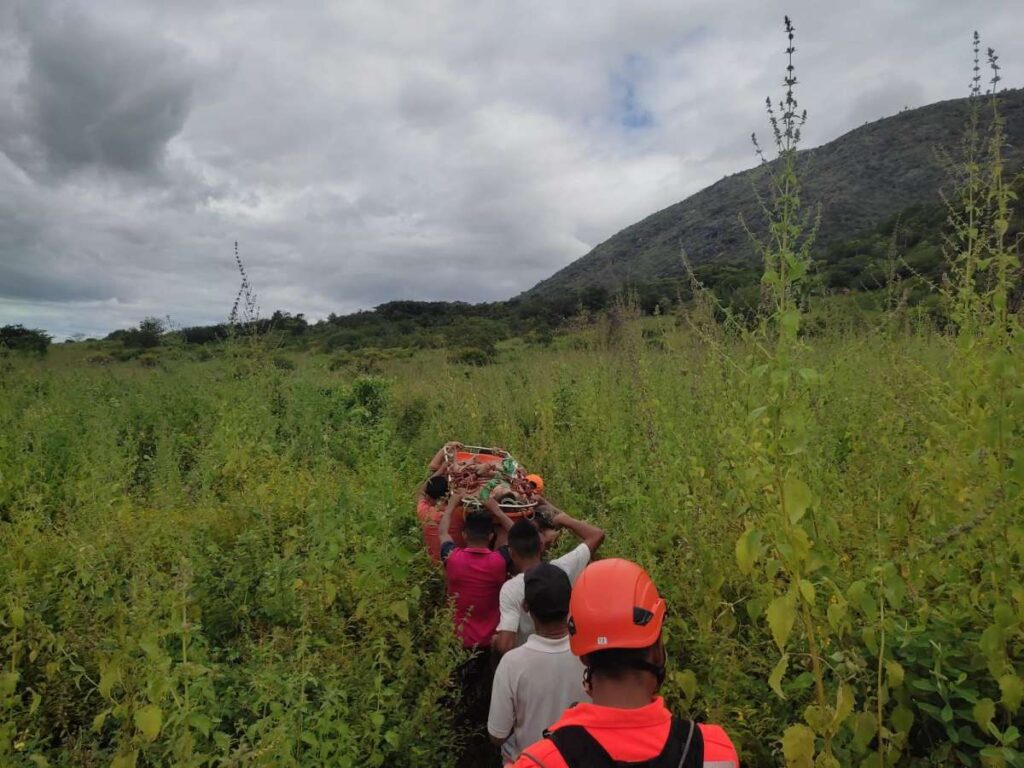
[0,0,1020,338]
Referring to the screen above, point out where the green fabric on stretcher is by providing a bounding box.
[478,456,519,501]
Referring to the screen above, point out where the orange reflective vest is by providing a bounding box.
[511,698,738,768]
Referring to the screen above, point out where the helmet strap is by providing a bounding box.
[629,659,666,687]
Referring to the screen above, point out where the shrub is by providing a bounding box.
[123,317,165,349]
[0,324,51,355]
[348,376,389,421]
[328,353,352,372]
[272,356,296,371]
[449,346,495,366]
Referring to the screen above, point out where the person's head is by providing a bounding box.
[507,519,542,572]
[424,475,448,501]
[525,474,545,494]
[523,562,571,633]
[568,559,667,697]
[463,509,494,546]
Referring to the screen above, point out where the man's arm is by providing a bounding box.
[487,658,514,749]
[551,509,604,554]
[428,441,461,473]
[492,580,522,656]
[439,492,463,546]
[492,630,516,656]
[483,495,515,532]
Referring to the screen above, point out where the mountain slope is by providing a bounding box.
[525,89,1024,298]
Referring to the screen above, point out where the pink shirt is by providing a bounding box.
[443,546,509,648]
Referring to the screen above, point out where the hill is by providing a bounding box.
[525,89,1024,299]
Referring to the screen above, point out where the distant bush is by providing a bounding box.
[272,356,296,371]
[328,352,352,372]
[347,376,389,421]
[394,396,430,441]
[138,353,160,368]
[192,348,214,362]
[121,317,165,349]
[181,324,230,345]
[112,349,139,362]
[0,324,51,355]
[566,337,592,351]
[85,354,114,365]
[449,346,495,366]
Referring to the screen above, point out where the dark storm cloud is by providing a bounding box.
[7,4,194,180]
[0,0,1021,339]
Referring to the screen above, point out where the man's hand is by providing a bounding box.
[540,527,562,550]
[552,511,604,554]
[484,496,514,532]
[439,492,466,544]
[492,630,516,656]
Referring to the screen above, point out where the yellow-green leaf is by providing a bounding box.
[885,660,904,688]
[804,704,832,735]
[831,682,854,731]
[0,671,18,696]
[999,674,1023,714]
[769,653,789,699]
[767,591,797,651]
[99,664,120,701]
[973,697,996,731]
[110,750,138,768]
[799,579,816,606]
[672,669,697,701]
[782,723,816,768]
[783,477,812,524]
[852,711,877,752]
[10,605,25,629]
[390,601,408,622]
[92,710,109,733]
[134,704,162,742]
[735,528,758,575]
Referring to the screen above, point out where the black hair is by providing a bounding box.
[463,510,494,541]
[582,644,664,684]
[424,475,448,500]
[530,605,569,624]
[508,520,542,558]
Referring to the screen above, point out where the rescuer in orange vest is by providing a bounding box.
[512,558,739,768]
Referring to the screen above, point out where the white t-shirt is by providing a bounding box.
[487,634,590,763]
[496,542,591,647]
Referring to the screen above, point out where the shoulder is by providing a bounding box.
[440,541,461,564]
[501,574,525,597]
[698,723,739,761]
[552,543,591,577]
[512,738,565,768]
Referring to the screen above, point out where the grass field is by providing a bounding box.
[1,302,1021,766]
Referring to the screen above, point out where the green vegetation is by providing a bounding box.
[1,325,52,356]
[3,289,1021,767]
[1,23,1022,768]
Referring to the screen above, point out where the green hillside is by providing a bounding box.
[525,88,1024,298]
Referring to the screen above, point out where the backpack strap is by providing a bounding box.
[544,717,704,768]
[547,725,617,768]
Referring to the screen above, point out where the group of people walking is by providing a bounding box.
[417,444,739,766]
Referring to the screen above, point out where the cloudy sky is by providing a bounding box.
[0,0,1020,339]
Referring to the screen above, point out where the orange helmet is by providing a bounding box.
[525,474,545,493]
[568,559,666,657]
